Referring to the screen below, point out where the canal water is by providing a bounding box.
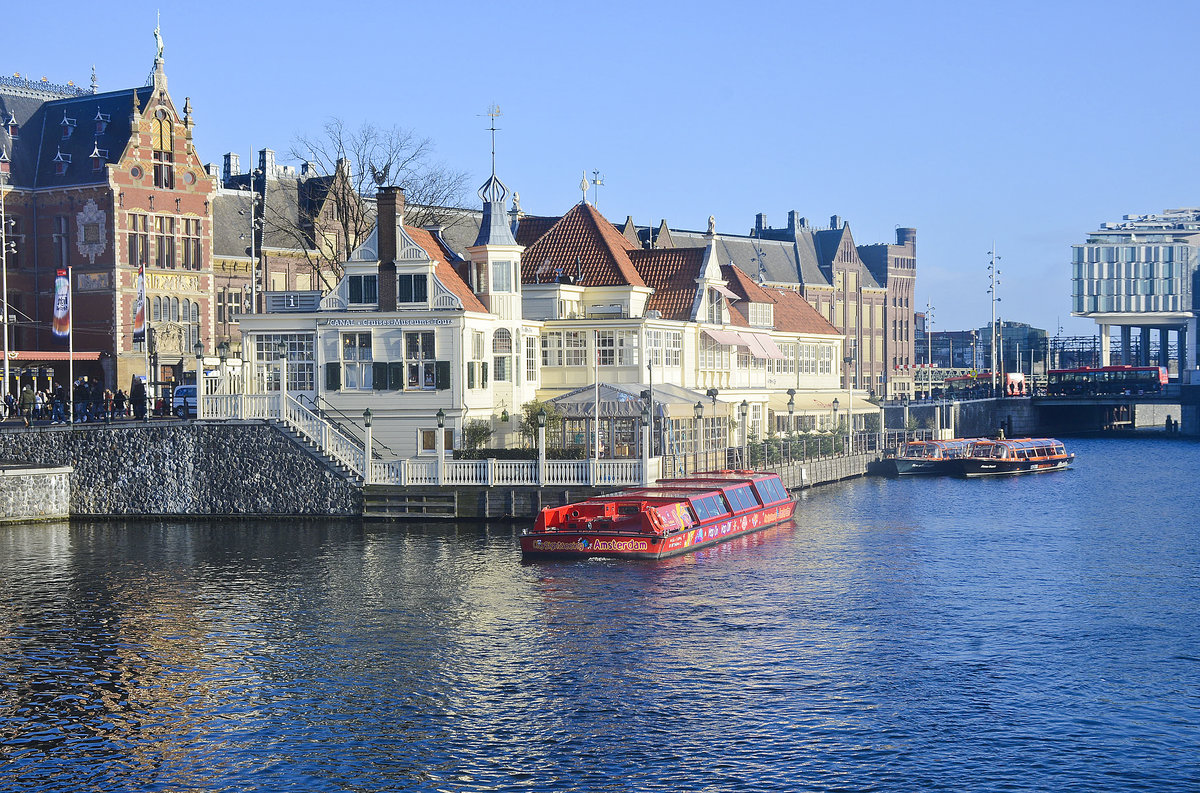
[2,436,1198,792]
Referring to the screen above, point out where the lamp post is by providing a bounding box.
[537,408,547,485]
[0,171,12,404]
[787,388,796,433]
[239,169,263,316]
[217,341,229,396]
[844,352,855,454]
[276,341,288,418]
[193,340,204,420]
[693,400,704,474]
[832,396,840,450]
[363,408,373,483]
[739,399,749,468]
[435,408,446,485]
[988,244,1001,394]
[640,403,651,486]
[925,301,935,399]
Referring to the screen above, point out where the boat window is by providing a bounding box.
[726,486,756,512]
[617,504,639,516]
[706,494,730,517]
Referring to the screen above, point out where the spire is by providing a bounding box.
[90,65,98,94]
[150,14,167,90]
[472,104,517,247]
[580,171,589,204]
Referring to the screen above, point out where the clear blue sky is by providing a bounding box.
[10,1,1200,335]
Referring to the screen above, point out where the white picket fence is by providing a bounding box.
[198,378,654,488]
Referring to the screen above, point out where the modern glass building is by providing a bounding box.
[1071,208,1199,377]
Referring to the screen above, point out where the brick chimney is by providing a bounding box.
[376,186,405,311]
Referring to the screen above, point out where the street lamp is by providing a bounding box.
[193,341,204,419]
[988,245,1001,393]
[276,340,288,416]
[832,396,840,436]
[787,388,796,434]
[739,399,749,467]
[362,408,373,482]
[0,170,12,402]
[694,400,704,472]
[434,408,447,485]
[536,408,547,485]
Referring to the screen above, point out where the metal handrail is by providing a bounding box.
[296,393,398,459]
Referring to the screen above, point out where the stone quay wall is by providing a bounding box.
[0,422,361,517]
[0,465,72,523]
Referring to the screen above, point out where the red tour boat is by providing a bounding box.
[520,470,797,560]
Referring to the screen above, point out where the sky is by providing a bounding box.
[9,0,1200,335]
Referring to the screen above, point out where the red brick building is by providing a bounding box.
[0,53,216,395]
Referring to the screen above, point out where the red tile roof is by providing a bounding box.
[521,203,646,288]
[766,288,842,336]
[630,248,706,321]
[515,215,559,247]
[404,225,487,313]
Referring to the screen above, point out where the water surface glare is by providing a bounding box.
[2,436,1199,791]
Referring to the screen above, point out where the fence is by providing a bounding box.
[661,429,925,478]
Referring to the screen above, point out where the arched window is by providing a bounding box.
[152,296,162,322]
[152,108,174,188]
[170,297,179,322]
[191,301,199,323]
[492,328,512,354]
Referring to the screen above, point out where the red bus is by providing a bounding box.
[1046,365,1167,397]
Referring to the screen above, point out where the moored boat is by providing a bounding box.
[959,437,1074,477]
[890,438,974,476]
[520,470,797,560]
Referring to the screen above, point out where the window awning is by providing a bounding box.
[702,328,745,347]
[711,284,740,300]
[741,332,785,359]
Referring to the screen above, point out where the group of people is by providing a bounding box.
[3,377,150,427]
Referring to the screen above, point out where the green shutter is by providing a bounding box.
[481,361,489,388]
[325,362,341,391]
[467,361,475,390]
[388,362,405,391]
[372,362,388,390]
[436,361,451,390]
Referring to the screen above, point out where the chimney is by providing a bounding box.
[755,213,767,234]
[258,148,275,177]
[830,214,842,230]
[376,186,405,311]
[300,161,317,178]
[896,227,916,249]
[223,152,240,184]
[787,210,801,232]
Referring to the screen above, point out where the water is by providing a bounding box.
[2,436,1199,792]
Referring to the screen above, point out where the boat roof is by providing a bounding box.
[972,438,1065,448]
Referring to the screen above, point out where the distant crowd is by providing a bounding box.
[3,377,157,427]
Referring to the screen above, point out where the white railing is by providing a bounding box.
[199,371,651,488]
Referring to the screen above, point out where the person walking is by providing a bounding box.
[18,384,35,428]
[114,389,127,419]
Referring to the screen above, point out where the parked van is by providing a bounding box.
[172,385,197,419]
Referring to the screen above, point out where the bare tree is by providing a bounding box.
[260,118,470,291]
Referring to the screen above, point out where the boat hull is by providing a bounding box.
[893,458,960,476]
[960,456,1074,477]
[521,499,797,560]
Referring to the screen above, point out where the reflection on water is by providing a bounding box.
[2,437,1199,792]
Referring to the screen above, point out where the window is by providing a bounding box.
[748,303,774,327]
[128,214,149,267]
[700,334,729,370]
[217,289,242,324]
[397,273,428,303]
[597,330,615,366]
[95,110,110,135]
[706,288,723,324]
[256,333,316,392]
[541,331,563,367]
[348,274,377,304]
[341,332,373,390]
[665,331,681,367]
[617,330,638,365]
[467,331,488,390]
[420,428,455,454]
[54,216,69,267]
[491,260,513,292]
[493,328,512,382]
[182,218,201,270]
[91,146,108,172]
[406,331,436,390]
[152,109,174,189]
[564,331,587,366]
[525,336,537,383]
[61,114,76,139]
[155,216,175,268]
[598,330,637,365]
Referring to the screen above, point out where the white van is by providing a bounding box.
[172,385,197,418]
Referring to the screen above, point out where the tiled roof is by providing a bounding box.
[211,190,254,257]
[630,247,705,321]
[721,264,777,303]
[520,203,646,288]
[515,214,558,247]
[404,225,486,312]
[766,288,842,336]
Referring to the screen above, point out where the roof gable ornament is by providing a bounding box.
[580,171,589,204]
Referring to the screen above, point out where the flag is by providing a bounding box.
[52,269,70,339]
[132,263,146,343]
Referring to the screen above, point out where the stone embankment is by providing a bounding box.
[0,422,361,517]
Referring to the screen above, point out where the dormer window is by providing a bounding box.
[5,111,17,139]
[706,288,723,324]
[53,148,71,176]
[748,302,774,327]
[60,113,76,139]
[397,273,428,303]
[90,142,109,172]
[0,148,9,175]
[94,109,110,135]
[347,274,378,305]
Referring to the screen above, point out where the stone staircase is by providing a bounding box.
[273,422,363,483]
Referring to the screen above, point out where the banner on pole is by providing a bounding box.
[52,269,70,339]
[132,263,146,343]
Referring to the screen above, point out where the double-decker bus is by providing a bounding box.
[942,371,1026,398]
[1046,365,1168,397]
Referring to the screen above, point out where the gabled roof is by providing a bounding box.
[515,214,558,247]
[721,264,777,303]
[403,225,486,313]
[520,202,646,288]
[630,247,706,321]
